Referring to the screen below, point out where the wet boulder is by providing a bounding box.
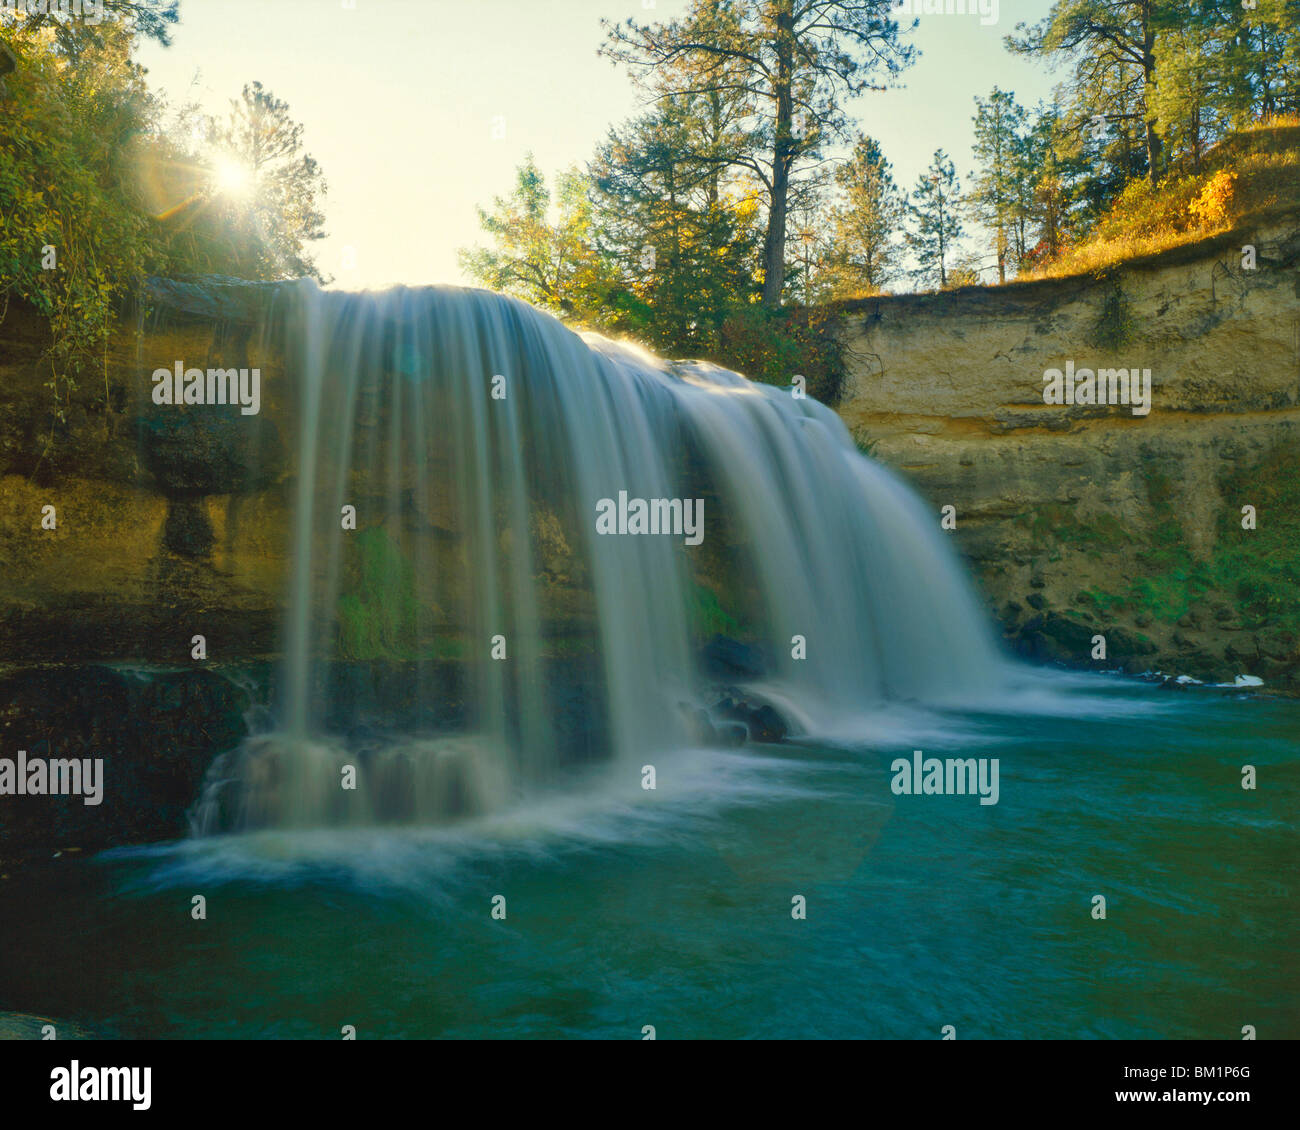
[710,693,788,744]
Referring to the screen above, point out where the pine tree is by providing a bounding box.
[822,136,903,297]
[1006,0,1177,185]
[1150,9,1222,170]
[5,0,178,56]
[601,0,915,307]
[1021,106,1069,264]
[969,88,1027,282]
[589,98,760,350]
[906,150,963,290]
[207,82,328,279]
[459,156,609,320]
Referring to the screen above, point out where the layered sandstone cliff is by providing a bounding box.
[835,212,1300,687]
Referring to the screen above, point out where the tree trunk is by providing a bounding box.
[1144,117,1162,185]
[762,159,790,307]
[937,194,947,288]
[1142,1,1161,184]
[761,2,795,308]
[706,90,723,211]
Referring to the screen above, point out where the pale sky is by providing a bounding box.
[136,0,1057,290]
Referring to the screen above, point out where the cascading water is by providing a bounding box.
[192,281,1009,835]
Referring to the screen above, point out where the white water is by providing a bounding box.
[193,282,1011,834]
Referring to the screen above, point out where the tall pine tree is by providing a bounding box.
[823,135,903,296]
[906,150,963,290]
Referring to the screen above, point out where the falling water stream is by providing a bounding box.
[192,281,1009,833]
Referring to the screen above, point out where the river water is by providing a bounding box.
[1,674,1293,1039]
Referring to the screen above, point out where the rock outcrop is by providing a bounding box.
[0,665,252,866]
[835,211,1300,686]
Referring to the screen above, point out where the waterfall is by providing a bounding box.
[192,281,1009,834]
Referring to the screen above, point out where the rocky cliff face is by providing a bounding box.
[835,212,1300,687]
[3,220,1297,692]
[0,666,252,866]
[0,280,610,669]
[0,285,289,665]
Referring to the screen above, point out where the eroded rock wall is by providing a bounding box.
[836,214,1300,685]
[0,300,287,664]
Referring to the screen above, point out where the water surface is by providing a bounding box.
[2,675,1293,1040]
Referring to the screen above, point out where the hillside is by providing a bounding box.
[1024,119,1300,282]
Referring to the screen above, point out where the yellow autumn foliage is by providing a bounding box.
[1188,170,1237,228]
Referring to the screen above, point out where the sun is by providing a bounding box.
[214,157,254,198]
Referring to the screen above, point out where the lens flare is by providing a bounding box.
[215,158,254,198]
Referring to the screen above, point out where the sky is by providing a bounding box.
[136,0,1060,290]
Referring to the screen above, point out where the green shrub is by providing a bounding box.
[0,26,156,431]
[713,303,846,405]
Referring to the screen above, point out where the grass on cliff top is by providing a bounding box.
[1025,118,1300,282]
